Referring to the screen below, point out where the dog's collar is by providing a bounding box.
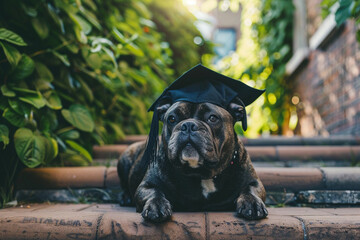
[212,146,241,179]
[230,149,240,166]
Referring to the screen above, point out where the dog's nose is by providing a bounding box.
[181,121,199,133]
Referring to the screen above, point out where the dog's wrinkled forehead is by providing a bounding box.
[165,101,232,120]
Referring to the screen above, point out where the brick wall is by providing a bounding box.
[306,0,323,40]
[293,20,360,136]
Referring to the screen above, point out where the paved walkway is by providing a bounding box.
[4,136,360,239]
[1,203,360,239]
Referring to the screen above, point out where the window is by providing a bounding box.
[213,28,236,60]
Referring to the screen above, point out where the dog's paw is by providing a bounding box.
[236,194,268,220]
[141,197,172,223]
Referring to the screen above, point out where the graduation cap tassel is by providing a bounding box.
[141,108,160,166]
[238,98,247,131]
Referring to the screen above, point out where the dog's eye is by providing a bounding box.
[208,115,219,123]
[168,115,176,124]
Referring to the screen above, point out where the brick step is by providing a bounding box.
[118,135,360,146]
[16,167,360,192]
[1,203,359,239]
[92,145,360,164]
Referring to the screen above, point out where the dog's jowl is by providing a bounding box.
[117,64,267,222]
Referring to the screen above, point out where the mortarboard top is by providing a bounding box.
[143,64,265,165]
[149,64,265,111]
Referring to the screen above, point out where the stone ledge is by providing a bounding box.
[92,145,360,163]
[1,204,359,240]
[15,189,360,206]
[16,167,107,190]
[16,167,360,191]
[118,135,360,146]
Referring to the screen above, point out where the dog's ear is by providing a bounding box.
[228,97,247,131]
[156,99,171,122]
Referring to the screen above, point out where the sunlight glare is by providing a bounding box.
[183,0,197,6]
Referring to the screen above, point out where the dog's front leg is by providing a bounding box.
[134,181,173,223]
[236,182,268,220]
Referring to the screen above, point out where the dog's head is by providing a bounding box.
[157,99,246,178]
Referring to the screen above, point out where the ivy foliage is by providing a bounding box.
[322,0,360,41]
[148,0,213,76]
[218,0,294,136]
[248,0,294,135]
[0,0,211,168]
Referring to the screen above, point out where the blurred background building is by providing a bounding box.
[286,0,360,136]
[184,0,242,61]
[185,0,360,137]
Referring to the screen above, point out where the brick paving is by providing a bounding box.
[5,136,360,239]
[1,203,359,239]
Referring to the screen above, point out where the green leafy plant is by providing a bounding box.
[334,0,360,26]
[217,0,294,136]
[0,0,211,206]
[149,0,214,76]
[0,0,210,168]
[322,0,360,41]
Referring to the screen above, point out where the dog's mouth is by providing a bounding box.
[180,143,201,168]
[178,142,219,171]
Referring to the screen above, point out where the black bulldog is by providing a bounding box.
[117,99,267,223]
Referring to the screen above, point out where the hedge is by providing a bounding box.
[0,0,211,168]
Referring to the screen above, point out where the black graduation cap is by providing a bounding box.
[143,64,265,164]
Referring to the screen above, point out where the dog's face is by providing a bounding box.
[158,101,244,178]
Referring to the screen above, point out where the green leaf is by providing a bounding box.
[21,3,37,17]
[61,104,95,132]
[335,0,353,25]
[0,28,27,46]
[351,1,360,16]
[35,62,54,82]
[0,124,10,148]
[77,77,94,102]
[65,140,92,162]
[83,50,102,69]
[18,91,46,109]
[59,129,80,140]
[51,138,58,158]
[3,108,25,127]
[112,28,127,44]
[60,152,89,166]
[34,79,52,91]
[0,41,21,67]
[51,50,70,66]
[54,0,78,14]
[102,46,117,68]
[113,28,144,56]
[47,3,65,33]
[44,91,62,110]
[39,110,58,132]
[8,99,31,115]
[69,13,92,35]
[32,18,49,39]
[80,8,102,30]
[10,54,35,80]
[12,87,38,94]
[74,26,87,44]
[14,128,46,168]
[43,137,58,163]
[1,85,16,97]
